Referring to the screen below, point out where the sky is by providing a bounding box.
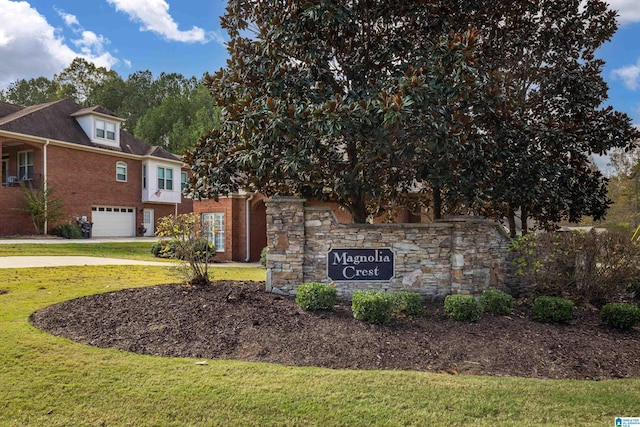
[0,1,639,156]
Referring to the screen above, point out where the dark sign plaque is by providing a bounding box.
[327,248,395,282]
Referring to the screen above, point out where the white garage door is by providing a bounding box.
[91,206,135,237]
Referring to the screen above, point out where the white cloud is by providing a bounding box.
[607,0,640,25]
[612,58,640,90]
[56,8,79,27]
[106,0,210,43]
[0,1,118,90]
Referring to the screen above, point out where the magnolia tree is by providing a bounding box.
[155,213,214,286]
[186,0,639,229]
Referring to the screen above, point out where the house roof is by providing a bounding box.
[0,98,181,162]
[0,102,24,118]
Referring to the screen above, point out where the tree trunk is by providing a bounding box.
[350,197,369,224]
[521,206,529,235]
[433,187,442,220]
[507,206,517,238]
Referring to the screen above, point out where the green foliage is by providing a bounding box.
[155,213,214,286]
[601,303,640,330]
[186,1,638,225]
[18,182,65,235]
[54,58,119,104]
[50,222,83,239]
[0,76,60,105]
[186,2,512,223]
[260,246,268,267]
[444,295,482,322]
[352,291,395,325]
[479,290,514,316]
[295,282,337,311]
[532,296,575,323]
[392,291,425,317]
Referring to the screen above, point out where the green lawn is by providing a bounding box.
[0,241,160,260]
[1,263,639,426]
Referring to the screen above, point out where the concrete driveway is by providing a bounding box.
[0,256,174,269]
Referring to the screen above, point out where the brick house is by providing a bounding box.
[0,99,192,238]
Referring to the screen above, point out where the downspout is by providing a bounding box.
[244,192,257,262]
[43,140,50,235]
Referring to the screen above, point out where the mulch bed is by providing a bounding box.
[30,280,640,380]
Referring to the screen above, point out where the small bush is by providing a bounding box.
[151,239,177,258]
[352,291,395,325]
[296,282,337,311]
[532,296,575,323]
[601,303,640,330]
[260,247,268,267]
[392,291,425,317]
[51,222,83,239]
[480,289,514,315]
[444,295,482,322]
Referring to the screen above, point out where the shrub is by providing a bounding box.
[532,296,575,323]
[296,282,337,311]
[151,239,177,258]
[444,295,482,322]
[155,214,214,286]
[260,247,268,267]
[509,230,640,306]
[480,289,514,315]
[352,291,395,325]
[51,222,83,239]
[392,291,425,317]
[601,303,640,330]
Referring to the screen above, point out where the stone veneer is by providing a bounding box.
[265,197,512,298]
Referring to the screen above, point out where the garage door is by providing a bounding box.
[91,206,135,237]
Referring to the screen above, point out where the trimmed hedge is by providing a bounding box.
[51,222,83,239]
[392,291,425,317]
[532,296,575,323]
[444,295,482,322]
[352,291,395,325]
[296,282,337,311]
[601,302,640,330]
[480,289,514,315]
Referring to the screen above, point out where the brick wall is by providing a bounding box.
[265,197,511,298]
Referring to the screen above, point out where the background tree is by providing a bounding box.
[54,58,119,104]
[0,77,60,105]
[1,59,215,153]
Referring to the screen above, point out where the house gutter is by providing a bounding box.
[244,192,257,262]
[43,140,50,235]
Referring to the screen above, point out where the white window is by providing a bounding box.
[202,213,225,252]
[181,171,188,191]
[116,161,127,182]
[142,164,147,189]
[96,119,116,141]
[158,167,173,190]
[18,150,34,180]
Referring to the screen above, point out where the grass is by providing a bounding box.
[0,242,159,260]
[1,264,640,426]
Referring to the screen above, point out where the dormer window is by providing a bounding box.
[96,120,116,141]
